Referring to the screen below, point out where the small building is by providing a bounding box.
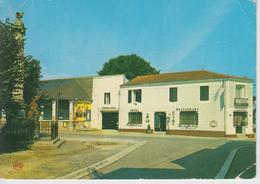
[40,74,127,130]
[119,70,254,138]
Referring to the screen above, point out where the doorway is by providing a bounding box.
[102,112,119,130]
[154,112,166,131]
[233,112,247,133]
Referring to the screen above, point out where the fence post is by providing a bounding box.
[68,100,74,131]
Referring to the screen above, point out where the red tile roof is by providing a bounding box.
[122,70,252,86]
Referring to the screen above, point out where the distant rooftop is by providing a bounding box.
[40,76,93,101]
[122,70,252,86]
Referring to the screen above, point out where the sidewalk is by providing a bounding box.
[60,129,256,141]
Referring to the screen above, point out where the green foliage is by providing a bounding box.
[0,20,24,122]
[23,56,42,106]
[98,54,160,80]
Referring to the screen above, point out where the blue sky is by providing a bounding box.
[0,0,256,84]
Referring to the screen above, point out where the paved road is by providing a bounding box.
[60,131,255,179]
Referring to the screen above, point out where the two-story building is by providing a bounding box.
[40,74,126,130]
[119,70,254,138]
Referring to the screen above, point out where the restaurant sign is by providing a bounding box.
[176,107,199,112]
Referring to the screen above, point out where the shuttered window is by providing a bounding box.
[134,89,142,103]
[200,86,209,101]
[169,87,177,102]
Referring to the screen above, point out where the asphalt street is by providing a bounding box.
[60,131,255,179]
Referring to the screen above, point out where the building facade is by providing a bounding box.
[119,71,254,138]
[38,70,254,138]
[40,74,126,130]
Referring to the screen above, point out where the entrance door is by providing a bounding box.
[233,112,247,133]
[102,112,118,130]
[154,112,166,131]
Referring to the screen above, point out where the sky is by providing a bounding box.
[0,0,256,84]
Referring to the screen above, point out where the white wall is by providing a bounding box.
[91,75,127,129]
[119,79,253,135]
[225,81,253,135]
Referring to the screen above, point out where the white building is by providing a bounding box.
[119,70,254,138]
[40,74,126,130]
[91,75,127,129]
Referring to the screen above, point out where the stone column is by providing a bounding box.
[52,100,57,121]
[69,100,74,131]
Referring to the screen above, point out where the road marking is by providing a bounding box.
[58,140,146,179]
[215,148,238,179]
[235,163,256,179]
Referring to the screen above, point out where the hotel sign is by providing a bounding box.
[234,98,248,108]
[176,107,199,112]
[130,109,139,112]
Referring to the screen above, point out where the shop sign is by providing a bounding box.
[102,107,117,110]
[130,109,139,112]
[176,107,199,112]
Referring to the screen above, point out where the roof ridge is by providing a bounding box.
[123,70,252,86]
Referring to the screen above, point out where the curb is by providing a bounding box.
[58,140,146,179]
[215,148,238,179]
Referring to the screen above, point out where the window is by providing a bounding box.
[133,89,142,103]
[128,89,142,103]
[128,112,142,125]
[200,86,209,101]
[128,90,132,103]
[58,100,69,120]
[235,85,245,98]
[42,100,52,120]
[233,112,247,126]
[179,111,198,126]
[169,87,177,102]
[104,93,111,104]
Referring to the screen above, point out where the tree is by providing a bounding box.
[98,54,160,80]
[0,20,24,123]
[23,56,42,107]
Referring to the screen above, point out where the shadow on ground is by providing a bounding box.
[91,141,255,179]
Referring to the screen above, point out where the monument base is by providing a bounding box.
[30,137,65,150]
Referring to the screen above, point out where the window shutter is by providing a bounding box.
[128,90,132,103]
[138,90,142,102]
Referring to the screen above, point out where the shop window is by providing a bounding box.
[58,100,69,120]
[233,112,248,126]
[179,111,198,126]
[128,112,142,125]
[104,93,111,104]
[169,87,177,102]
[200,86,209,101]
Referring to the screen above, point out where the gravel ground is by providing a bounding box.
[0,140,131,179]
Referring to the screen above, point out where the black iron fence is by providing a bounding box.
[0,120,35,151]
[39,120,58,141]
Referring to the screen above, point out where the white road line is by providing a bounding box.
[215,148,238,179]
[58,140,146,179]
